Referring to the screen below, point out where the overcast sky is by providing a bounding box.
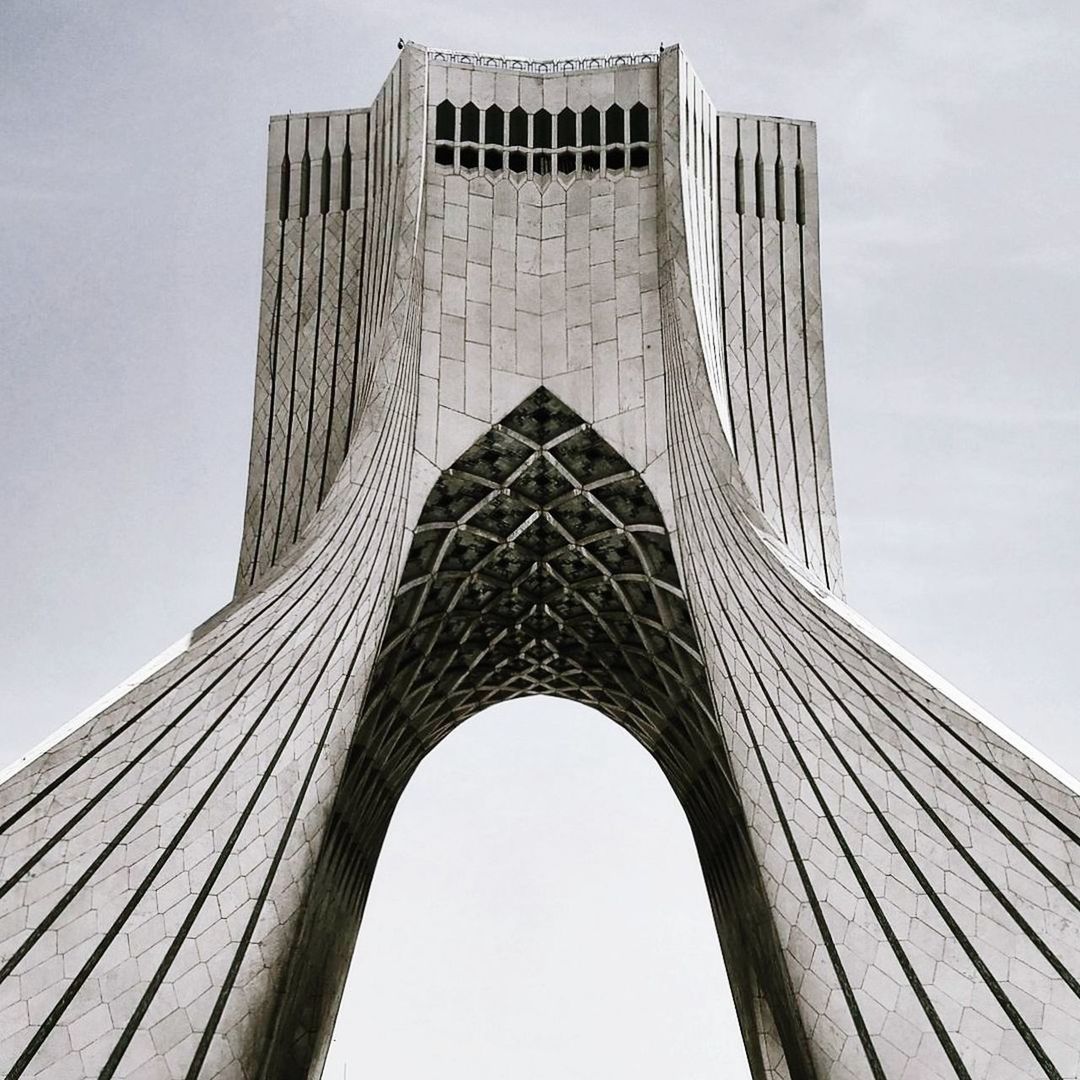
[1,2,1078,1077]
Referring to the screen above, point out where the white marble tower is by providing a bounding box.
[2,43,1079,1080]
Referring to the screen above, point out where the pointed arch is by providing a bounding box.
[255,389,816,1077]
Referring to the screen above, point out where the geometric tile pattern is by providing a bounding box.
[373,386,712,737]
[2,41,1079,1080]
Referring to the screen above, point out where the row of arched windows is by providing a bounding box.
[433,101,651,177]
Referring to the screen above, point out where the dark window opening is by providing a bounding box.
[299,148,311,218]
[485,105,504,146]
[279,151,291,221]
[629,103,649,143]
[509,107,528,147]
[431,100,651,177]
[340,143,352,211]
[558,108,576,149]
[460,103,480,143]
[435,100,456,142]
[581,106,601,146]
[534,109,552,149]
[775,156,785,222]
[734,146,745,214]
[754,150,765,219]
[606,104,625,144]
[320,145,331,214]
[795,160,806,225]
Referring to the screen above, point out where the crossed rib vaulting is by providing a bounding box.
[2,42,1080,1080]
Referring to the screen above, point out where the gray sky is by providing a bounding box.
[1,2,1078,1077]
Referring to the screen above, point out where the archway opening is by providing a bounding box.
[322,697,754,1079]
[259,390,811,1078]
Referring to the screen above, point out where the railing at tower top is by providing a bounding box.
[415,43,661,72]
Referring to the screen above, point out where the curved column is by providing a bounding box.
[657,45,1080,1080]
[0,45,430,1080]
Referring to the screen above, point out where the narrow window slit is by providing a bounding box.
[340,120,352,211]
[754,149,765,219]
[279,151,291,221]
[734,146,744,215]
[320,144,331,214]
[795,160,806,225]
[299,147,311,219]
[774,151,785,223]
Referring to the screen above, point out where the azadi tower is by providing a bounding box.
[2,42,1079,1080]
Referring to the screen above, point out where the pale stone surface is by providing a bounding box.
[1,41,1079,1079]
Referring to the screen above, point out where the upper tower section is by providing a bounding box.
[425,46,659,183]
[234,43,842,598]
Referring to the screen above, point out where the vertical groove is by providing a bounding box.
[340,136,352,212]
[299,114,312,218]
[734,144,745,215]
[794,158,806,226]
[319,116,352,505]
[756,121,787,543]
[795,127,830,588]
[320,145,331,216]
[715,117,737,460]
[270,118,312,566]
[735,121,764,506]
[754,146,765,219]
[344,112,371,449]
[776,124,809,565]
[250,116,292,585]
[294,176,330,540]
